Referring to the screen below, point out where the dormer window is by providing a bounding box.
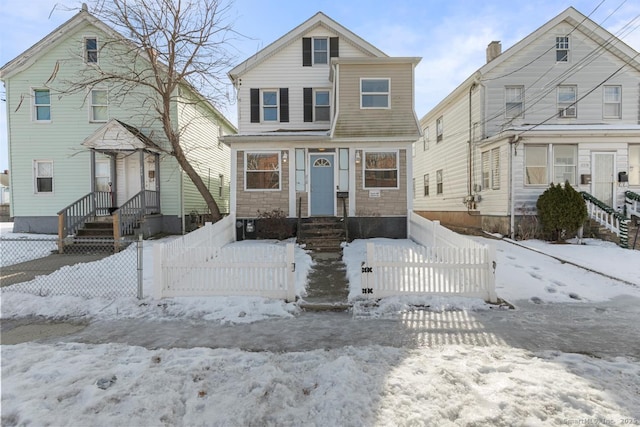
[361,78,389,109]
[85,37,98,63]
[556,36,569,62]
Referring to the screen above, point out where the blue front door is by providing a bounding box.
[310,154,334,216]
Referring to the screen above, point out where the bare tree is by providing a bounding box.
[58,0,237,222]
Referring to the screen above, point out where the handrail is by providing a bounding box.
[581,191,628,249]
[113,190,160,239]
[625,190,640,218]
[57,191,112,242]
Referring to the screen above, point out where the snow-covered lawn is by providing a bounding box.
[0,222,57,267]
[2,224,640,425]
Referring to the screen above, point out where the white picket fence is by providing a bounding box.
[153,214,296,301]
[360,212,497,302]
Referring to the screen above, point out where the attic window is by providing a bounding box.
[555,36,569,62]
[85,37,98,63]
[314,38,328,64]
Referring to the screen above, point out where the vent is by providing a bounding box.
[558,107,576,118]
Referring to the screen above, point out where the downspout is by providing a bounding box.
[467,79,479,212]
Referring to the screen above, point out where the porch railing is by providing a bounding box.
[57,191,112,243]
[113,190,160,238]
[581,191,628,249]
[625,191,640,219]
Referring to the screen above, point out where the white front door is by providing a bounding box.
[592,152,615,206]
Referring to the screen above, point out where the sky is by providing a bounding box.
[2,220,640,423]
[1,0,639,171]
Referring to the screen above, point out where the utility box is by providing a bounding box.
[580,174,591,185]
[618,171,628,182]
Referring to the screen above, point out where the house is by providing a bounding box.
[0,5,235,238]
[413,7,640,238]
[224,12,421,242]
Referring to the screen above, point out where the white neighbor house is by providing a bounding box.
[413,7,640,237]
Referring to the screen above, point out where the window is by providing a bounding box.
[245,152,280,190]
[525,146,547,185]
[630,145,640,186]
[90,89,108,122]
[313,38,328,64]
[218,174,224,198]
[423,174,429,196]
[492,148,500,190]
[262,90,278,121]
[295,148,306,191]
[34,160,53,193]
[315,90,330,121]
[95,159,110,192]
[361,79,389,108]
[505,86,524,118]
[603,86,621,119]
[364,151,398,188]
[338,148,349,191]
[557,85,577,118]
[482,151,490,190]
[436,169,443,195]
[423,126,429,150]
[85,37,98,63]
[33,89,51,121]
[436,117,443,142]
[556,36,569,62]
[553,145,577,185]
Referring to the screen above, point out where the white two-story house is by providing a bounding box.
[413,7,640,237]
[0,5,235,237]
[225,12,422,240]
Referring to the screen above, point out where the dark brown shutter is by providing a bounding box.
[330,37,339,58]
[302,37,312,66]
[279,88,289,123]
[303,88,313,122]
[250,88,260,123]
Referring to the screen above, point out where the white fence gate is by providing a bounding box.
[360,212,497,302]
[154,214,296,301]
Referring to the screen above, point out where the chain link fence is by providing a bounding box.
[1,237,141,298]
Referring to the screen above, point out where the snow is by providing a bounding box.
[0,222,57,267]
[2,223,640,425]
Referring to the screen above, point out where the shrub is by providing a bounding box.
[255,209,294,240]
[536,181,587,242]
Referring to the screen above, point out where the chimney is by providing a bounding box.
[486,41,502,63]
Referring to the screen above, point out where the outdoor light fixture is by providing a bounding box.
[282,151,288,163]
[355,150,361,164]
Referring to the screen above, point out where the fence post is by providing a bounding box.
[57,212,66,254]
[286,243,296,302]
[153,241,164,299]
[137,234,144,299]
[361,242,376,299]
[112,211,121,253]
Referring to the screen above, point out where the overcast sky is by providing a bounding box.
[1,0,639,171]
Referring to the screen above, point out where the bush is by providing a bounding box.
[255,209,294,240]
[536,181,587,242]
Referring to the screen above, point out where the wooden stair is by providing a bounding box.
[298,217,346,252]
[64,217,118,253]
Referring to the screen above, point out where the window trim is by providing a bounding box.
[84,36,99,64]
[360,78,390,109]
[244,151,281,191]
[524,145,549,187]
[262,89,278,122]
[436,116,443,142]
[89,88,109,123]
[314,89,330,122]
[603,85,622,119]
[313,37,328,65]
[555,36,569,62]
[557,85,577,118]
[32,88,51,122]
[423,173,429,197]
[362,149,399,190]
[34,160,54,194]
[505,86,524,119]
[436,169,443,195]
[423,126,429,150]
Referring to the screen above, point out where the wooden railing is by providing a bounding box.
[113,190,159,238]
[581,191,628,249]
[57,192,112,247]
[625,191,640,219]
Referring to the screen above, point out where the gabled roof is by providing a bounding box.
[422,6,640,119]
[227,11,388,83]
[82,119,163,152]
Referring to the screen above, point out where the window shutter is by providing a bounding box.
[330,37,339,58]
[303,88,313,122]
[302,38,312,66]
[250,89,260,123]
[279,88,289,123]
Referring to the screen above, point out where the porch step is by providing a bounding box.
[298,217,346,252]
[77,221,114,237]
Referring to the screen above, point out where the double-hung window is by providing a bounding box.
[505,86,524,118]
[556,36,569,62]
[436,169,443,194]
[423,174,429,197]
[557,85,577,118]
[262,90,278,121]
[313,38,328,64]
[34,160,53,193]
[363,151,398,188]
[245,152,280,190]
[603,86,621,119]
[482,148,501,190]
[525,146,547,185]
[423,126,429,150]
[90,89,108,122]
[361,79,389,108]
[315,90,330,121]
[85,37,98,63]
[436,117,443,142]
[553,145,577,185]
[33,89,51,121]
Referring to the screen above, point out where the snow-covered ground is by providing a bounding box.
[2,222,640,425]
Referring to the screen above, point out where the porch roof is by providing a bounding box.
[481,123,640,145]
[222,130,330,143]
[82,119,163,153]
